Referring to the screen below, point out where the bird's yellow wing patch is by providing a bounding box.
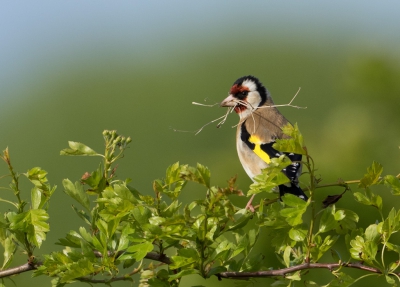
[249,135,271,163]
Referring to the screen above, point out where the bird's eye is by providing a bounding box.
[241,91,248,96]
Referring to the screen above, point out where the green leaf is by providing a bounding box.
[385,242,400,254]
[283,245,292,267]
[192,214,207,241]
[63,179,90,211]
[326,272,354,287]
[358,161,383,188]
[330,248,341,262]
[260,202,288,229]
[380,208,400,241]
[81,163,103,189]
[304,281,321,287]
[365,224,380,242]
[132,206,151,226]
[319,206,337,233]
[25,167,56,209]
[289,227,307,242]
[142,223,162,236]
[168,269,201,281]
[180,163,211,188]
[310,235,339,261]
[31,187,41,210]
[353,188,382,210]
[226,208,252,231]
[1,237,16,269]
[78,227,92,244]
[71,205,91,226]
[60,141,100,156]
[154,162,188,200]
[273,123,306,155]
[147,277,170,287]
[232,232,252,259]
[384,175,400,195]
[117,225,134,253]
[206,217,218,241]
[286,270,301,281]
[125,241,154,261]
[206,266,227,278]
[280,194,309,226]
[212,240,233,262]
[385,275,395,285]
[249,156,291,196]
[25,167,48,186]
[170,255,197,270]
[9,209,50,248]
[389,261,400,273]
[60,258,95,283]
[349,224,379,264]
[335,209,359,235]
[195,163,211,188]
[56,231,82,248]
[271,229,295,253]
[241,253,265,272]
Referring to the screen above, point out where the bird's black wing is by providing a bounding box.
[240,122,307,199]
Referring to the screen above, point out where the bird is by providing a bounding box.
[220,75,308,207]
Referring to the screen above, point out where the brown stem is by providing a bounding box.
[245,194,256,212]
[145,252,172,264]
[0,262,38,278]
[93,250,172,265]
[0,259,395,282]
[218,262,385,278]
[78,276,131,283]
[303,179,360,192]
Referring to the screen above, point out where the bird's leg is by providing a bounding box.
[245,194,256,212]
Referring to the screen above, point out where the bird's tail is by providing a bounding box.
[279,183,308,201]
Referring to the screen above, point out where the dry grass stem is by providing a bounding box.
[174,89,306,135]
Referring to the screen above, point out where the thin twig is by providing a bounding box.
[170,113,228,135]
[302,179,360,192]
[174,88,306,135]
[192,102,219,107]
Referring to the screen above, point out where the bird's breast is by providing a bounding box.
[236,139,269,180]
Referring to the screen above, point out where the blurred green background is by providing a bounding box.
[1,1,400,286]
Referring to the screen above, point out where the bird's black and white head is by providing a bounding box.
[220,75,270,119]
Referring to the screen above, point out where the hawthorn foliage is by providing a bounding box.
[0,127,399,287]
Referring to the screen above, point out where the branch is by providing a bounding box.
[78,275,132,284]
[0,262,38,278]
[0,258,395,283]
[76,253,170,284]
[218,262,387,279]
[93,250,172,265]
[302,179,361,192]
[145,252,172,264]
[0,251,171,280]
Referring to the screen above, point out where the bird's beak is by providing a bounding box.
[220,94,236,107]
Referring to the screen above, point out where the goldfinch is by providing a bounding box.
[220,75,308,202]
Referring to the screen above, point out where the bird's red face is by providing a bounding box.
[221,84,250,113]
[220,76,266,117]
